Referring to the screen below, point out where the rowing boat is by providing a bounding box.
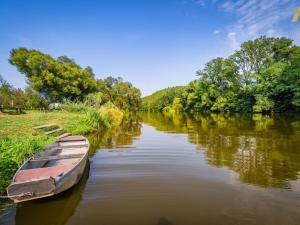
[7,135,89,203]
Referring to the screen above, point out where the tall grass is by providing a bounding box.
[86,109,111,130]
[0,135,53,192]
[85,104,124,131]
[99,103,124,127]
[61,100,89,113]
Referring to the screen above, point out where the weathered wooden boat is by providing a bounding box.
[7,135,89,203]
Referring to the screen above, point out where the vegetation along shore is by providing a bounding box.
[1,35,300,194]
[142,36,300,113]
[0,47,142,193]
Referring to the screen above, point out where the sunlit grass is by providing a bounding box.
[0,109,124,193]
[0,110,93,193]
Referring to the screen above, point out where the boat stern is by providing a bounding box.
[7,176,56,203]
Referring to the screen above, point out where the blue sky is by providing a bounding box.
[0,0,299,96]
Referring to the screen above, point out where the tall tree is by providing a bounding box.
[9,48,97,101]
[96,76,142,111]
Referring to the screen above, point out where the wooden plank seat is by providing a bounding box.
[59,135,86,142]
[56,133,70,140]
[15,165,74,182]
[30,153,84,162]
[50,144,89,152]
[45,128,63,135]
[33,124,56,130]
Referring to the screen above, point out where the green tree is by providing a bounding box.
[0,75,12,110]
[96,76,141,111]
[9,48,97,101]
[194,57,240,112]
[181,36,300,113]
[25,86,49,109]
[141,86,185,111]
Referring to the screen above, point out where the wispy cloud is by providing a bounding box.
[195,0,220,8]
[213,29,221,34]
[220,0,299,50]
[227,32,239,50]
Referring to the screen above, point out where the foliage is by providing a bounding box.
[84,92,103,108]
[61,100,89,113]
[9,48,97,101]
[178,36,300,113]
[141,86,185,111]
[8,49,142,111]
[143,36,300,113]
[25,86,49,109]
[86,108,111,130]
[96,76,142,111]
[162,97,183,114]
[99,102,124,127]
[0,75,27,111]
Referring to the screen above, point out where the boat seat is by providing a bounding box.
[15,165,74,182]
[59,135,86,142]
[30,153,84,162]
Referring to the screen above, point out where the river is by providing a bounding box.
[1,112,300,225]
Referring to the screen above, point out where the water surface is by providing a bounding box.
[1,113,300,225]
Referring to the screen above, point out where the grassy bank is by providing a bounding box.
[0,109,122,194]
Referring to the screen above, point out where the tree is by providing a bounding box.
[0,75,27,112]
[96,76,142,111]
[9,48,97,101]
[183,36,300,113]
[194,57,240,112]
[0,75,12,110]
[141,86,185,112]
[11,88,27,112]
[25,86,49,109]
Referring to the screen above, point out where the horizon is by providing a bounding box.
[0,0,299,96]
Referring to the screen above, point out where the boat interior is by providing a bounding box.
[14,136,88,183]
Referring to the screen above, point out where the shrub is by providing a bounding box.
[61,100,89,113]
[86,108,110,130]
[99,103,124,127]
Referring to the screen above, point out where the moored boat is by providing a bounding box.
[7,135,89,203]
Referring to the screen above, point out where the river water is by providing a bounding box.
[1,112,300,225]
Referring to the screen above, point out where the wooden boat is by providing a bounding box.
[7,135,89,203]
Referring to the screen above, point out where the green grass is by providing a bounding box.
[0,110,96,193]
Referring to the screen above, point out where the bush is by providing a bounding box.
[86,108,111,130]
[99,102,124,127]
[61,100,89,113]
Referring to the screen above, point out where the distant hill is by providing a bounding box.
[141,86,186,111]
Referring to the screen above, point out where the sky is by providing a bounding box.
[0,0,299,96]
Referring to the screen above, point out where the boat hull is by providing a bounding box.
[7,135,89,203]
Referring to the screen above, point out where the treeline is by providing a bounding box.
[1,48,142,112]
[0,75,28,112]
[141,86,185,111]
[143,36,300,113]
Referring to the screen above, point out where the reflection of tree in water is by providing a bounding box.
[140,112,189,134]
[87,113,142,155]
[140,112,300,188]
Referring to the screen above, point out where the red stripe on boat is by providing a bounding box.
[15,165,74,182]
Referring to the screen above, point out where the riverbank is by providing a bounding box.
[0,110,104,194]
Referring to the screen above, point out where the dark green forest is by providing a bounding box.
[142,36,300,113]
